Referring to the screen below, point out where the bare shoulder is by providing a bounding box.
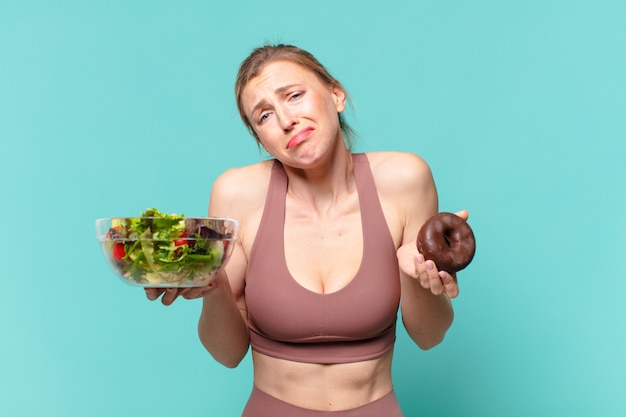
[209,160,274,219]
[364,151,438,244]
[365,151,434,192]
[209,160,275,267]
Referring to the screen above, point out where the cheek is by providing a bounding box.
[307,94,340,122]
[254,125,281,150]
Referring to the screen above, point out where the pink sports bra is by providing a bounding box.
[245,153,401,364]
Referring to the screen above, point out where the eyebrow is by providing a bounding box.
[250,83,301,118]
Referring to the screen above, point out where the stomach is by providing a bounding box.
[250,348,394,411]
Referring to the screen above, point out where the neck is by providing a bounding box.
[283,149,356,217]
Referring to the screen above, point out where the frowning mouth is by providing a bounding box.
[286,127,315,149]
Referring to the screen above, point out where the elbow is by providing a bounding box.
[415,332,447,350]
[405,314,453,350]
[198,329,250,369]
[202,342,249,368]
[214,351,248,369]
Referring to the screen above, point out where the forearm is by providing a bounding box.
[400,275,454,350]
[198,281,250,368]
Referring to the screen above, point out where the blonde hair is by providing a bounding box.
[235,44,355,149]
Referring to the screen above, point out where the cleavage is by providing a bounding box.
[283,205,363,295]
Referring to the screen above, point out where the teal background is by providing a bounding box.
[2,1,624,416]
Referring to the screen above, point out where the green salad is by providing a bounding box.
[103,208,229,286]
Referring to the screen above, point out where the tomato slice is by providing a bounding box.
[112,242,126,261]
[174,231,189,247]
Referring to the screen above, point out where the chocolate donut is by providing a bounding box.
[417,212,476,273]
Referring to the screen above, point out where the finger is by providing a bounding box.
[415,254,430,287]
[145,288,165,301]
[181,281,216,299]
[181,286,207,299]
[161,288,180,306]
[426,260,444,295]
[439,271,459,298]
[454,209,469,221]
[180,287,201,299]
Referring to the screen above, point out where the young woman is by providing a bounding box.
[146,44,466,416]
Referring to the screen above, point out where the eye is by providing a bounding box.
[258,111,271,124]
[289,91,303,101]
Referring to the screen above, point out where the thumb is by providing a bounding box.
[397,244,419,278]
[455,209,469,221]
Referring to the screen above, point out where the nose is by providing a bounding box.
[277,106,297,131]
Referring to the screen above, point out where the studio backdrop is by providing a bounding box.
[1,1,624,416]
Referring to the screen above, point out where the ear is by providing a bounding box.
[331,85,347,113]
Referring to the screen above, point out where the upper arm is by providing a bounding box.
[208,164,270,318]
[398,153,438,245]
[371,151,439,247]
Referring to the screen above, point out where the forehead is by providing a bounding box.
[241,61,323,110]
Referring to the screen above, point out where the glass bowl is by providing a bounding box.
[95,216,239,287]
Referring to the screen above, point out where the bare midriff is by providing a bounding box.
[251,348,395,411]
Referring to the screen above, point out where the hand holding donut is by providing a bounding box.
[398,210,475,298]
[417,211,476,274]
